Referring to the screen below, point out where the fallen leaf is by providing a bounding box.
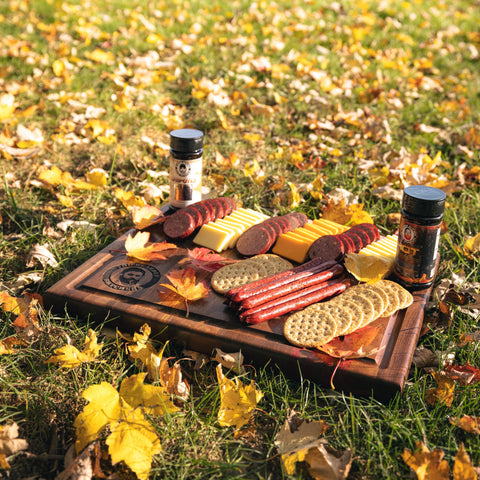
[85,167,108,187]
[46,329,103,369]
[444,364,480,385]
[425,371,455,407]
[124,231,177,262]
[449,415,480,434]
[26,243,59,268]
[212,348,245,374]
[402,441,450,480]
[274,410,352,479]
[0,423,29,469]
[322,199,373,226]
[344,253,394,283]
[317,324,383,389]
[178,247,237,272]
[216,364,263,430]
[453,443,477,480]
[114,188,146,211]
[158,268,209,315]
[132,205,164,230]
[0,336,27,355]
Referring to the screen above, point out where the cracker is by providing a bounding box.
[349,285,386,319]
[341,290,376,329]
[307,301,353,337]
[378,280,413,312]
[284,309,337,348]
[335,299,365,335]
[248,254,293,277]
[211,261,265,294]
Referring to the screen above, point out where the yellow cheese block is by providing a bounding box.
[293,227,320,242]
[359,235,398,259]
[214,218,245,248]
[272,232,311,263]
[303,222,333,236]
[313,218,348,234]
[193,223,233,252]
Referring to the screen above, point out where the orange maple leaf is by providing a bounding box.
[317,324,383,390]
[425,371,455,407]
[124,231,177,262]
[158,268,209,315]
[402,441,450,479]
[178,247,238,272]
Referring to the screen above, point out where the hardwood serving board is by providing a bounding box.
[44,223,433,401]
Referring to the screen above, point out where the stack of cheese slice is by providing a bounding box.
[193,208,269,252]
[272,219,347,263]
[358,234,398,262]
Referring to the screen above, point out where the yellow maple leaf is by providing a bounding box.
[105,408,161,480]
[322,199,374,226]
[344,253,394,283]
[114,187,146,211]
[0,291,30,315]
[86,167,108,187]
[464,232,480,257]
[85,48,115,64]
[0,336,27,355]
[125,231,177,262]
[74,381,124,452]
[158,268,209,315]
[453,443,477,480]
[45,329,103,369]
[402,441,450,480]
[216,364,263,430]
[119,373,179,416]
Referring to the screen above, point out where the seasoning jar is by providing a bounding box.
[393,185,446,288]
[169,128,204,209]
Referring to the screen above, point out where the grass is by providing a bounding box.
[1,0,480,478]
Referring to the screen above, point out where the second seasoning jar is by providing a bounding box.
[394,185,446,288]
[169,128,204,209]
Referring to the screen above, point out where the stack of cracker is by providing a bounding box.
[211,254,293,294]
[283,280,414,348]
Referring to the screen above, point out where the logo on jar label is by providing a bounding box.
[401,224,417,244]
[174,161,191,177]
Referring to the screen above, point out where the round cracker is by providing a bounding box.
[248,254,293,277]
[341,290,376,329]
[307,301,353,338]
[284,309,337,348]
[348,284,386,319]
[211,261,266,294]
[334,299,365,335]
[378,280,414,311]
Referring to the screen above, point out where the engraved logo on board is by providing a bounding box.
[102,263,161,292]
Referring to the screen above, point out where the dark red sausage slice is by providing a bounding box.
[235,225,275,256]
[308,235,345,261]
[163,210,196,239]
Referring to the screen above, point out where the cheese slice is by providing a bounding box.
[193,223,234,252]
[272,232,311,263]
[313,218,347,234]
[214,218,245,248]
[303,222,332,236]
[294,227,321,242]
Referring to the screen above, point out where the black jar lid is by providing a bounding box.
[402,185,446,218]
[170,129,204,152]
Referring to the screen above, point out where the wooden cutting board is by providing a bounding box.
[44,223,433,401]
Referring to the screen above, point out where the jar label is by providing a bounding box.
[394,218,441,285]
[169,157,202,208]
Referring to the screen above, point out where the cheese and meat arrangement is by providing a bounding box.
[161,197,411,349]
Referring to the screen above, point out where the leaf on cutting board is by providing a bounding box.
[132,205,165,230]
[158,268,209,315]
[124,231,178,261]
[344,253,393,283]
[178,247,238,272]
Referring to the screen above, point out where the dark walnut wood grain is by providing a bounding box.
[44,224,433,402]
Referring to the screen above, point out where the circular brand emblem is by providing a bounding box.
[401,224,416,244]
[102,263,161,292]
[175,161,191,177]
